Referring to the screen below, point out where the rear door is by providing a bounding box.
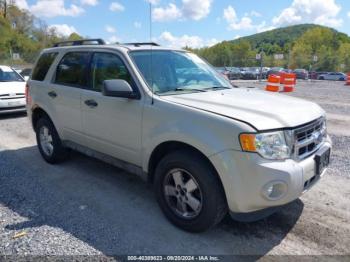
[49,51,90,144]
[328,73,336,80]
[81,51,143,166]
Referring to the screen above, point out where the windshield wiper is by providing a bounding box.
[174,87,207,92]
[203,86,231,91]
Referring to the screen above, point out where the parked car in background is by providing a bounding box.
[241,67,260,80]
[0,65,26,114]
[261,67,270,79]
[226,67,242,80]
[293,69,309,80]
[216,67,241,80]
[252,67,268,79]
[282,69,294,73]
[239,67,248,76]
[309,71,328,80]
[266,67,284,78]
[216,67,231,80]
[318,72,347,81]
[309,71,317,80]
[20,68,32,81]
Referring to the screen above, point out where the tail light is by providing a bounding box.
[25,82,32,105]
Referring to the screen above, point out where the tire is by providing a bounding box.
[154,150,227,232]
[319,77,325,80]
[35,116,69,164]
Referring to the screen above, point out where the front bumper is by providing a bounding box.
[0,98,26,114]
[209,136,332,217]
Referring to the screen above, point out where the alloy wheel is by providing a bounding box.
[163,168,203,219]
[39,126,54,156]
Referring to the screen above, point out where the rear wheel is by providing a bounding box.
[36,117,69,164]
[154,150,227,232]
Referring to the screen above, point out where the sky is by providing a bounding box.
[13,0,350,48]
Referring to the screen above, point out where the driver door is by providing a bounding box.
[81,51,143,166]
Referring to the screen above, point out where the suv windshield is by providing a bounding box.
[130,50,231,95]
[0,68,24,82]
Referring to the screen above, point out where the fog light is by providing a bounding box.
[262,181,287,200]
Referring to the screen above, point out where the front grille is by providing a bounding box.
[0,106,25,111]
[292,118,327,160]
[0,96,25,100]
[0,93,25,100]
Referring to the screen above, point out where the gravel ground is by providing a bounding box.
[0,80,349,259]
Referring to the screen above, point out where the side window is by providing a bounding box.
[55,52,90,87]
[32,52,58,81]
[90,52,133,91]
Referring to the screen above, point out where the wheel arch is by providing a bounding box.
[147,141,225,191]
[31,106,53,131]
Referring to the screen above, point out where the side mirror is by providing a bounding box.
[102,79,138,99]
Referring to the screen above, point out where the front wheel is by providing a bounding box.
[36,117,69,164]
[154,151,227,232]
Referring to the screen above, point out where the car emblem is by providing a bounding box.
[312,132,323,145]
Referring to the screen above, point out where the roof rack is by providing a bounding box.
[53,38,106,47]
[122,42,160,47]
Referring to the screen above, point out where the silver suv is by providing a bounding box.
[27,39,332,232]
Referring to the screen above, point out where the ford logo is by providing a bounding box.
[312,132,323,144]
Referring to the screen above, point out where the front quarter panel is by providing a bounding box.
[141,97,256,172]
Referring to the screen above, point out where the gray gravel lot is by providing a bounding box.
[0,80,349,258]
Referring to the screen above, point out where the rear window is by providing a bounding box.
[55,52,90,87]
[0,67,24,82]
[32,52,58,81]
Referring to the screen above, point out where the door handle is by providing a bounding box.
[48,91,57,99]
[84,99,98,108]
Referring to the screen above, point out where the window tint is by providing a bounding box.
[32,52,58,81]
[55,52,90,87]
[0,68,24,82]
[91,52,133,91]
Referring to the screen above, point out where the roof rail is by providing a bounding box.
[122,42,160,47]
[53,38,106,47]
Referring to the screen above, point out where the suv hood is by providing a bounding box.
[162,88,324,130]
[0,82,26,95]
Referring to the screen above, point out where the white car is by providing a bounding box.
[0,65,27,114]
[27,40,332,232]
[318,72,347,81]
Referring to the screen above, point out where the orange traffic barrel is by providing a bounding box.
[346,73,350,86]
[266,74,281,92]
[280,72,296,92]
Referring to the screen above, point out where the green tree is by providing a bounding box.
[68,33,83,41]
[338,43,350,72]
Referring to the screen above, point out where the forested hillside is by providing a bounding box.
[191,24,350,72]
[0,4,82,65]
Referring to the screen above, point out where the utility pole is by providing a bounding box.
[259,52,263,81]
[256,52,263,81]
[0,0,8,18]
[287,48,291,69]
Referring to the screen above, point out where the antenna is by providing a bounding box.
[150,2,154,105]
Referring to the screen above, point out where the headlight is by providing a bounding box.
[240,131,291,160]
